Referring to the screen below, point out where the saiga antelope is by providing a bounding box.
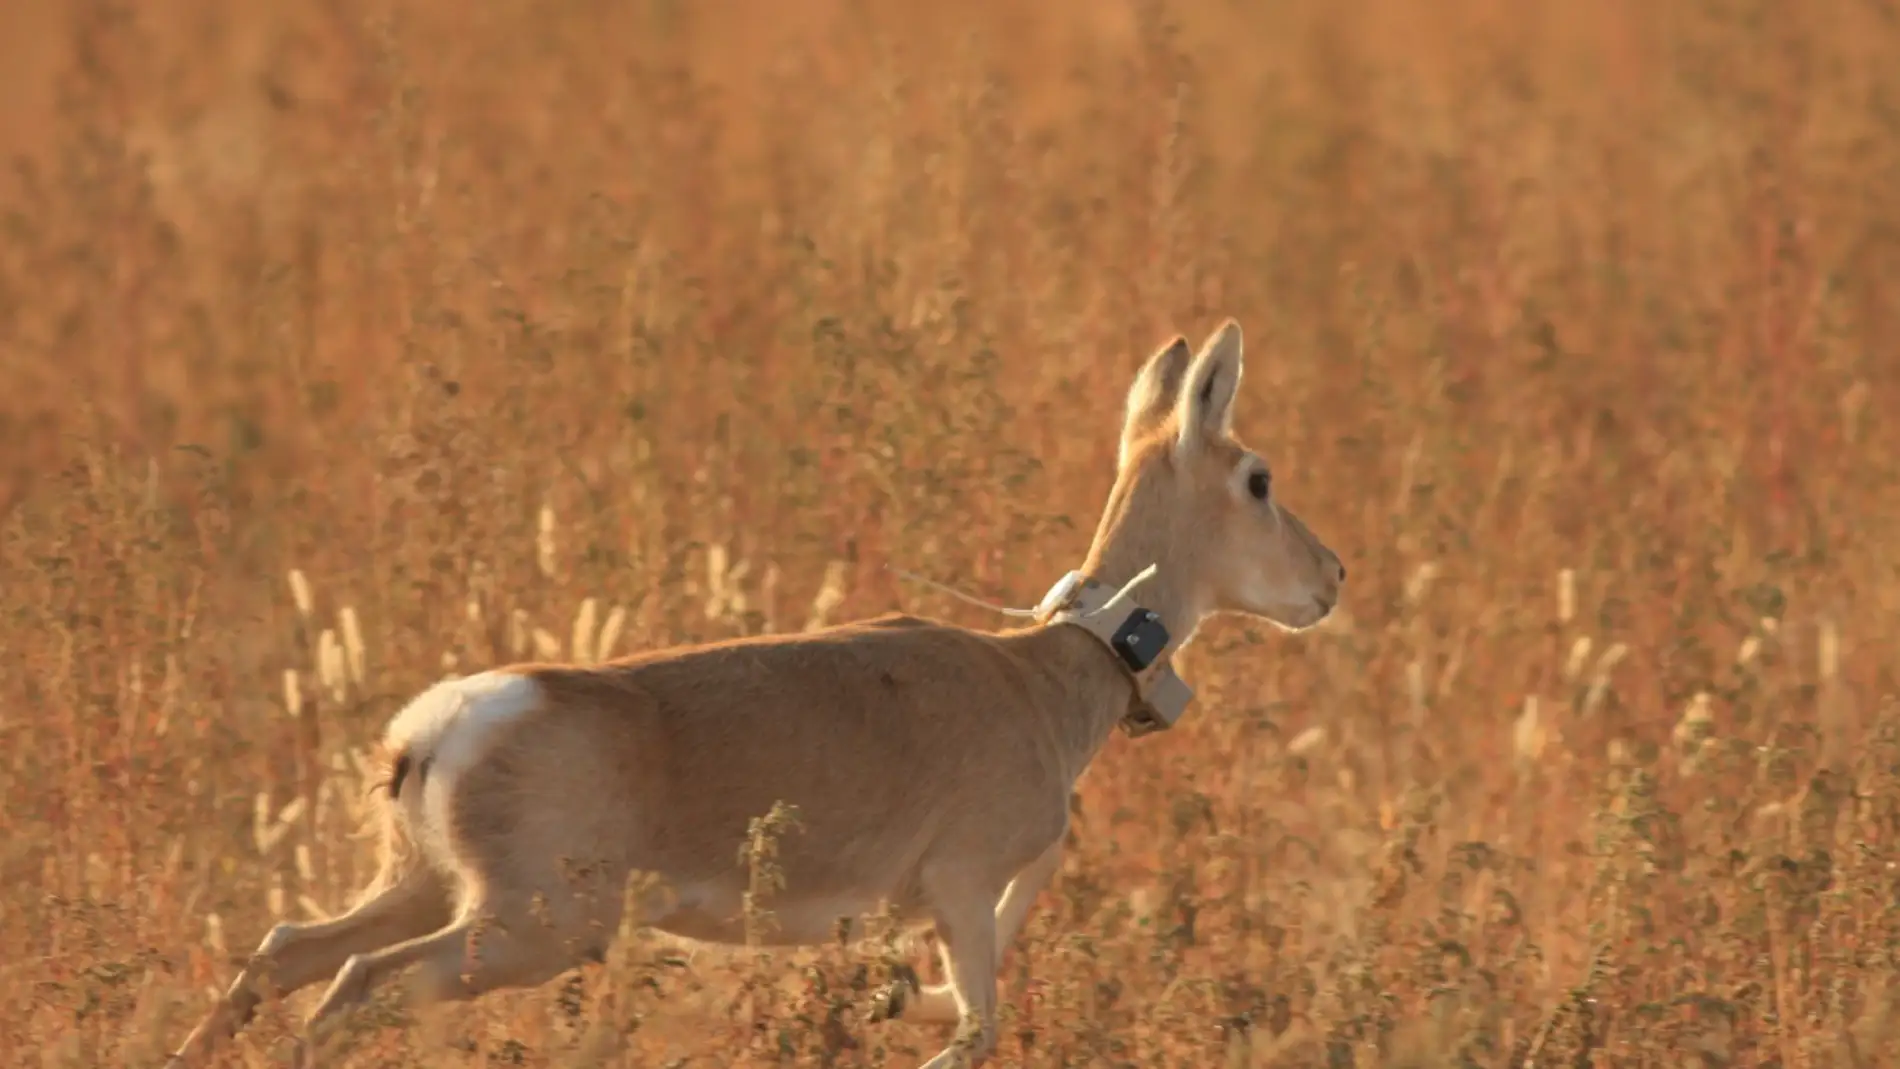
[167,319,1345,1069]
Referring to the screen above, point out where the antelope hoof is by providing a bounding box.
[867,980,911,1023]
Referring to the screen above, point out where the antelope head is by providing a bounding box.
[1083,319,1346,645]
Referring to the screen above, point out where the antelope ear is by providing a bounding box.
[1176,319,1244,451]
[1119,335,1193,467]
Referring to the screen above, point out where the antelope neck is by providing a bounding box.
[1033,569,1195,737]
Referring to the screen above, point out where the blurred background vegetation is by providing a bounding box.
[4,0,1900,1064]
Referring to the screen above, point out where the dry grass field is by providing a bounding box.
[5,0,1900,1065]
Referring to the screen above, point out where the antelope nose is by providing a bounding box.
[1336,561,1347,583]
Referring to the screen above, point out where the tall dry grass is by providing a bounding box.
[4,0,1900,1065]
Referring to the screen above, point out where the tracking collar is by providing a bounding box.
[1033,567,1194,737]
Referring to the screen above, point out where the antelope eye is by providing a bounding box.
[1247,471,1271,501]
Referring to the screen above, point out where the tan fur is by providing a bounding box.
[167,319,1344,1069]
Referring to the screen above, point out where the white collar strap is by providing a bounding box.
[1035,567,1195,737]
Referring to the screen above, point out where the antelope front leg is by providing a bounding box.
[878,836,1064,1028]
[912,874,1001,1069]
[990,838,1063,962]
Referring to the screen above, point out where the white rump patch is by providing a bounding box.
[382,671,541,846]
